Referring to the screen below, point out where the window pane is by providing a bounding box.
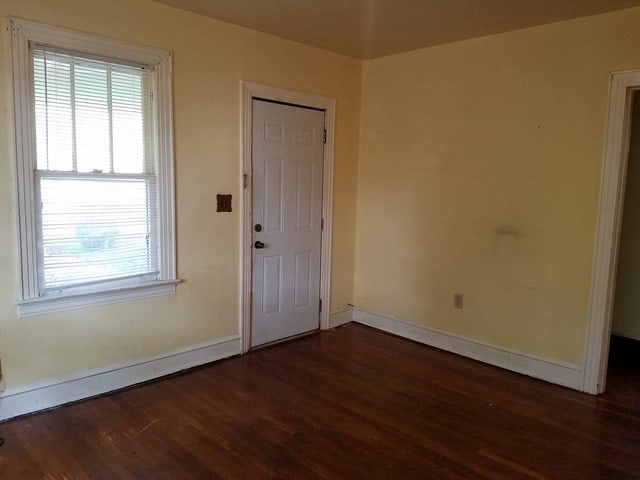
[39,176,158,290]
[33,49,153,175]
[112,70,146,173]
[75,64,110,173]
[33,54,73,171]
[30,46,162,294]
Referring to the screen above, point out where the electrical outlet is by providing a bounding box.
[454,293,463,309]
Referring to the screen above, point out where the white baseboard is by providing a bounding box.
[329,308,354,329]
[0,308,588,421]
[0,335,241,421]
[353,307,585,391]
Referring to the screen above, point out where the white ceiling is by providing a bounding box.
[153,0,640,59]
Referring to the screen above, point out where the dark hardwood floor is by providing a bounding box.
[1,323,639,479]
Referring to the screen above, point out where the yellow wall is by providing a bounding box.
[4,0,640,394]
[613,92,640,340]
[355,7,640,365]
[0,0,361,389]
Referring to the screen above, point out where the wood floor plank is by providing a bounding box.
[0,323,638,479]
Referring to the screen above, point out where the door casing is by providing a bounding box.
[241,81,336,353]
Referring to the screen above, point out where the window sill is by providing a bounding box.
[17,279,181,318]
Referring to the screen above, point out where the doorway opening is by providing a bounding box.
[606,91,640,397]
[584,71,640,394]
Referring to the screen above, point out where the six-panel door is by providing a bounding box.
[251,100,324,347]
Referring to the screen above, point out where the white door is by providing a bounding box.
[251,99,324,347]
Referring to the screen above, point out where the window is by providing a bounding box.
[10,19,178,317]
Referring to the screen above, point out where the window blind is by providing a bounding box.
[32,46,158,292]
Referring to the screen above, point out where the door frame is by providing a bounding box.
[240,81,336,353]
[583,70,640,393]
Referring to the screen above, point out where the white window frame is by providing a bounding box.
[9,18,178,317]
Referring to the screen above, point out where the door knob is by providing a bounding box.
[254,224,262,232]
[254,241,265,249]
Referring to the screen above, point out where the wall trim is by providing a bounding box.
[329,308,354,328]
[352,307,584,391]
[0,335,241,421]
[17,280,179,317]
[240,81,336,353]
